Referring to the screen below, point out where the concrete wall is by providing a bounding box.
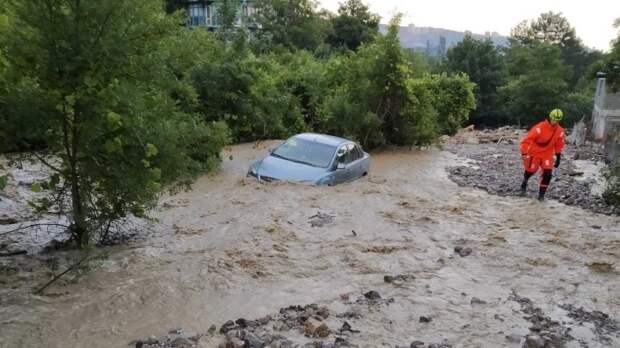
[592,78,620,163]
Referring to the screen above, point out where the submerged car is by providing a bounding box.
[248,133,370,185]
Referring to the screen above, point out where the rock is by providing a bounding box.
[419,316,432,323]
[243,331,266,348]
[256,315,272,326]
[504,334,522,343]
[169,328,183,335]
[220,320,236,334]
[525,335,546,348]
[339,321,360,334]
[316,307,330,319]
[363,290,381,300]
[410,341,425,347]
[304,317,330,338]
[0,216,18,225]
[235,318,248,328]
[384,274,415,284]
[454,246,472,257]
[470,297,487,305]
[227,337,245,348]
[170,337,193,347]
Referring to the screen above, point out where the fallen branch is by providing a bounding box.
[0,223,69,237]
[34,253,91,295]
[0,250,27,257]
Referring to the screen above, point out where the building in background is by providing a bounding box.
[176,0,256,29]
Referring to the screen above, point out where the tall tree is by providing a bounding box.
[252,0,329,51]
[326,0,379,51]
[320,15,439,148]
[499,42,571,126]
[604,18,620,92]
[2,0,229,246]
[510,12,597,88]
[445,35,505,125]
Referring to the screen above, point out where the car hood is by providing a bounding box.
[255,155,329,183]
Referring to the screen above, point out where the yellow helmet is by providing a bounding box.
[549,109,564,121]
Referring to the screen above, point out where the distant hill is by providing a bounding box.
[379,24,508,56]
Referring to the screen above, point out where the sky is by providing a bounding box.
[317,0,619,51]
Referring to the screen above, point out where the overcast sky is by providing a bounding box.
[317,0,619,51]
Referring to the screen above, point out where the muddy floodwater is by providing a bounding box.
[1,142,619,348]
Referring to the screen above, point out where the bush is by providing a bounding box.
[420,73,476,135]
[603,161,620,206]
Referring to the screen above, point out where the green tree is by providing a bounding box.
[499,42,571,126]
[444,35,504,126]
[2,0,229,246]
[192,39,306,141]
[320,15,438,148]
[326,0,379,51]
[253,0,329,51]
[421,73,476,135]
[277,50,330,130]
[604,18,620,92]
[510,12,599,89]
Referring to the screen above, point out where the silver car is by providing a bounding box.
[248,133,370,185]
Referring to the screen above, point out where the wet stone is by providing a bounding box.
[505,334,522,343]
[226,337,245,348]
[454,246,472,257]
[419,316,432,323]
[364,290,381,300]
[525,335,546,348]
[316,307,330,319]
[339,321,360,334]
[220,320,236,334]
[304,317,330,338]
[470,297,487,305]
[170,337,193,347]
[169,328,183,335]
[243,331,266,348]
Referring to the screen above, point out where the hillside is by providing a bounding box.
[380,23,508,55]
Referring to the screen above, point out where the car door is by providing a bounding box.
[346,143,365,179]
[332,144,352,184]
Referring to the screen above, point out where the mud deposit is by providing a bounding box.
[444,134,618,216]
[1,142,619,348]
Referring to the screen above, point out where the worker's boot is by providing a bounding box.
[519,181,527,196]
[538,187,547,201]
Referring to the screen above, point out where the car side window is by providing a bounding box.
[345,143,357,163]
[354,145,364,160]
[337,146,348,164]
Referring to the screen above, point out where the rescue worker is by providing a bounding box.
[519,109,565,200]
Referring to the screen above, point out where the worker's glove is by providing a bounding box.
[554,153,561,168]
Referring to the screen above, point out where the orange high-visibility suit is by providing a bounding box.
[519,120,565,192]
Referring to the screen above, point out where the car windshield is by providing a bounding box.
[272,137,337,168]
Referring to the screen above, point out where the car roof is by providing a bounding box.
[293,133,351,147]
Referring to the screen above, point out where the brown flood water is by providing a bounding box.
[1,141,619,347]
